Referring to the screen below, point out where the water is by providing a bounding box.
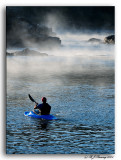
[6,53,114,154]
[7,33,114,154]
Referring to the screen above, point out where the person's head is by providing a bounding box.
[41,97,47,103]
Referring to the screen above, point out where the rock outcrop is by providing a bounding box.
[88,35,115,45]
[6,52,14,56]
[7,17,61,49]
[88,38,102,43]
[7,48,48,56]
[104,35,115,44]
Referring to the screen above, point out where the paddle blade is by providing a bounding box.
[28,94,36,103]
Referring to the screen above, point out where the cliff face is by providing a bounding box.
[6,10,61,49]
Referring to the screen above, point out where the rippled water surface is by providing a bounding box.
[7,55,114,154]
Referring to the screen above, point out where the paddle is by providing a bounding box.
[28,94,38,105]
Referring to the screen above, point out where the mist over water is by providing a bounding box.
[7,32,114,83]
[7,32,114,154]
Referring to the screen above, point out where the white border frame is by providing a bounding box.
[1,0,120,160]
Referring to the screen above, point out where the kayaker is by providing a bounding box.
[34,97,51,115]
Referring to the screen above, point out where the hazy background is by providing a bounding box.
[6,6,114,50]
[6,6,114,32]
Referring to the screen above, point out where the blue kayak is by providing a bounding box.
[24,111,57,120]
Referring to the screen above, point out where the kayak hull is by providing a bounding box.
[24,111,57,120]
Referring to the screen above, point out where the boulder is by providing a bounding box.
[104,35,115,44]
[88,38,102,43]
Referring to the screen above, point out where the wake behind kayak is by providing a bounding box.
[24,111,57,120]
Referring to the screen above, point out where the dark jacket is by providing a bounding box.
[36,103,51,115]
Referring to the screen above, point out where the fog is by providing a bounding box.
[6,7,114,86]
[7,31,114,88]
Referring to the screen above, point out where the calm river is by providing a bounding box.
[6,53,114,154]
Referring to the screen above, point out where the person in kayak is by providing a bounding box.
[34,97,51,115]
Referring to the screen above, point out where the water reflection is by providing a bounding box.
[36,120,49,130]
